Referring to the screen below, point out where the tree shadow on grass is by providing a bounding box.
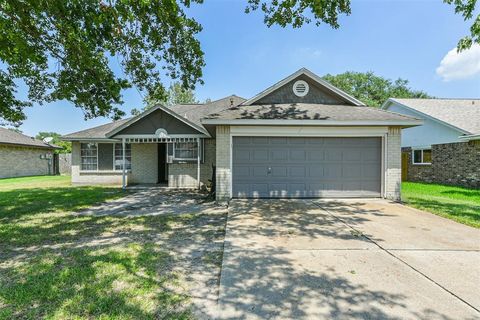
[440,189,480,201]
[0,186,125,220]
[0,186,227,319]
[406,197,480,228]
[0,243,193,319]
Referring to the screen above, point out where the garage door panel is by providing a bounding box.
[271,167,288,177]
[252,166,267,177]
[251,137,268,144]
[232,137,381,198]
[289,166,307,177]
[324,164,342,178]
[364,164,382,178]
[271,137,288,144]
[308,150,325,161]
[235,166,250,177]
[343,164,363,178]
[253,150,269,161]
[271,148,288,161]
[326,150,343,161]
[344,149,362,161]
[290,149,306,161]
[309,166,324,177]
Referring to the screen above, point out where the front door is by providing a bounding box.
[158,144,168,183]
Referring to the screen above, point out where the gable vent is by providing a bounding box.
[293,80,309,97]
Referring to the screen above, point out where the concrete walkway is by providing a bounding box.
[218,199,480,320]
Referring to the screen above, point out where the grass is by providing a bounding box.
[0,175,225,319]
[402,182,480,228]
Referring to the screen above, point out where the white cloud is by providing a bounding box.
[436,44,480,81]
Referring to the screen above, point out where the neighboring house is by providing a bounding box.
[62,68,421,201]
[0,127,60,179]
[382,98,480,188]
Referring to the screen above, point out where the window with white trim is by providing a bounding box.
[412,149,432,164]
[173,142,198,160]
[81,143,97,170]
[114,143,132,170]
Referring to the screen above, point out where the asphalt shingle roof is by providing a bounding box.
[62,118,132,139]
[62,96,245,139]
[169,95,246,126]
[0,127,59,149]
[203,103,420,122]
[391,98,480,134]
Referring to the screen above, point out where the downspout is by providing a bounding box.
[197,138,201,190]
[122,138,126,190]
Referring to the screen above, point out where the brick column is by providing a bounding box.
[216,125,231,202]
[385,127,402,201]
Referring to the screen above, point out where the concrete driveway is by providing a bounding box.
[218,199,480,320]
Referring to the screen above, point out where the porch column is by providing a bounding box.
[197,138,201,190]
[122,138,126,190]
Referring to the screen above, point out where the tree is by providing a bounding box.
[322,71,431,108]
[1,1,475,127]
[0,0,205,126]
[35,131,71,153]
[131,81,198,115]
[444,0,479,51]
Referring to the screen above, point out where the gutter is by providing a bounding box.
[200,119,424,127]
[459,134,480,141]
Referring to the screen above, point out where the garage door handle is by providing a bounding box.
[267,167,272,174]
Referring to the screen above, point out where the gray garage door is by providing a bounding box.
[232,137,382,198]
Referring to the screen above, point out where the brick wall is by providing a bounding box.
[403,141,480,188]
[385,127,402,201]
[131,143,158,184]
[0,144,54,178]
[168,138,215,188]
[71,142,129,185]
[215,126,231,202]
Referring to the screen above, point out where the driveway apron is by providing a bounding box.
[217,199,480,320]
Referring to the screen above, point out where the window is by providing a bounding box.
[412,149,432,165]
[114,143,132,170]
[174,142,198,160]
[81,143,97,170]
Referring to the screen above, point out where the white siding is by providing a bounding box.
[387,103,463,148]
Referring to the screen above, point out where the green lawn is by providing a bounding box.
[0,175,225,319]
[402,182,480,228]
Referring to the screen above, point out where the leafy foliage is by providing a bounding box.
[444,0,479,51]
[246,0,351,28]
[322,71,431,108]
[35,131,72,153]
[131,81,198,115]
[1,0,474,127]
[0,0,205,126]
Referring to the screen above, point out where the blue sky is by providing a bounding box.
[15,0,480,136]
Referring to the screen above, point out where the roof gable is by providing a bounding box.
[106,105,209,137]
[242,68,365,106]
[383,98,480,135]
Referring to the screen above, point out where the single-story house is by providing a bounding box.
[382,98,480,188]
[0,127,60,178]
[62,68,422,201]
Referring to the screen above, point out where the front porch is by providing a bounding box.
[71,137,215,189]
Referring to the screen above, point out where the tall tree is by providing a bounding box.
[35,131,71,153]
[0,0,205,126]
[322,71,431,108]
[0,1,476,127]
[147,82,198,108]
[131,81,198,115]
